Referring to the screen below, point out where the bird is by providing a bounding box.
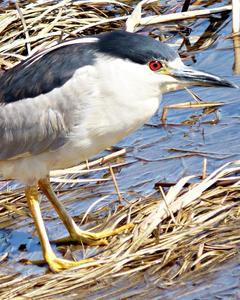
[0,30,237,272]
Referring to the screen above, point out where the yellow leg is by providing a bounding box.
[25,186,93,272]
[38,178,133,246]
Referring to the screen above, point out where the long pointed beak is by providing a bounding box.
[171,66,238,88]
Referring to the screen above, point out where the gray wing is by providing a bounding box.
[0,101,69,160]
[0,38,97,160]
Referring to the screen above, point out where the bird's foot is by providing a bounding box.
[52,223,134,246]
[26,254,95,273]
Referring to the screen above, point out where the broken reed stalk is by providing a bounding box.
[140,5,232,25]
[15,1,31,56]
[126,3,232,32]
[109,164,123,203]
[161,101,224,124]
[232,0,240,33]
[50,148,126,176]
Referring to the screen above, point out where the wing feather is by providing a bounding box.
[0,105,69,160]
[0,38,97,160]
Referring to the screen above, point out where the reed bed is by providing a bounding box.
[0,0,239,298]
[0,160,239,298]
[0,0,130,68]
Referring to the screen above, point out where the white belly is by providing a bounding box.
[0,95,160,186]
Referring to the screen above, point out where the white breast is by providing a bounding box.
[54,55,161,165]
[0,55,161,185]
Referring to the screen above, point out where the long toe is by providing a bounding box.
[52,223,134,246]
[25,256,95,272]
[52,235,108,246]
[47,257,95,273]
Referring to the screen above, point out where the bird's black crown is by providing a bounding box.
[97,31,178,64]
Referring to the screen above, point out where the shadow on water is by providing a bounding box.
[0,1,240,298]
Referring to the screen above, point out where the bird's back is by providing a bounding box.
[0,42,97,103]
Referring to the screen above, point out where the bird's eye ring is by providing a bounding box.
[149,60,162,71]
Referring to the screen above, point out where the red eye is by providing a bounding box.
[149,60,162,71]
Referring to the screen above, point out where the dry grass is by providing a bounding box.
[0,0,130,68]
[0,159,239,298]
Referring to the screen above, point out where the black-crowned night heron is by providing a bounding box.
[0,30,237,272]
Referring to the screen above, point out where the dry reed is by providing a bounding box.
[0,160,239,298]
[0,0,239,299]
